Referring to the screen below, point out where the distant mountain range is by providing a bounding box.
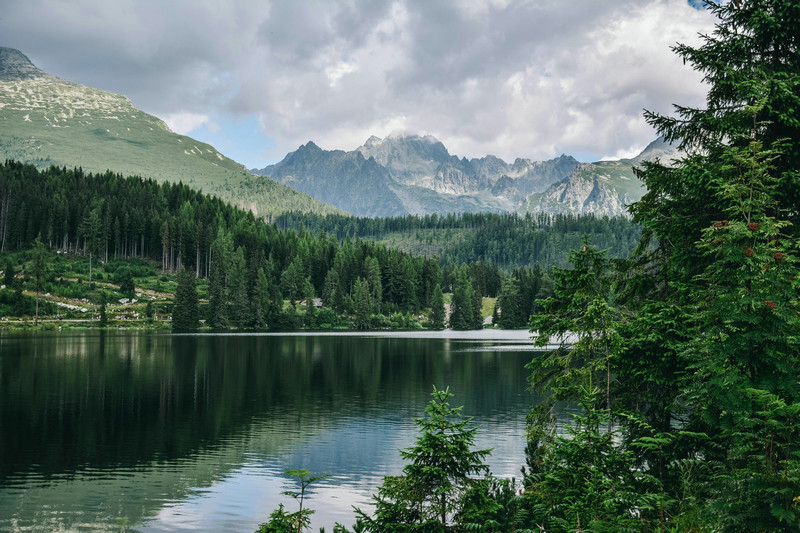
[253,133,678,218]
[0,47,341,217]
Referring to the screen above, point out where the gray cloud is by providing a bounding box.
[1,0,715,165]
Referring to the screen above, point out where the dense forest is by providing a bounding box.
[0,161,545,330]
[256,1,800,531]
[275,210,642,268]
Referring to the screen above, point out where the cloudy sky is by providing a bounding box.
[2,0,716,168]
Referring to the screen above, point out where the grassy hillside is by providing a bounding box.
[0,49,341,218]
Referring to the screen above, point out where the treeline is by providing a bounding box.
[0,160,532,330]
[275,210,642,268]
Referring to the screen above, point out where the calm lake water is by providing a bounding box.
[0,330,543,531]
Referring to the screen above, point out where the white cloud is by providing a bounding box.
[325,60,359,87]
[162,112,213,135]
[1,0,718,165]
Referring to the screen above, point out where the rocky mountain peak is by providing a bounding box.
[364,135,382,148]
[633,135,679,163]
[0,47,46,81]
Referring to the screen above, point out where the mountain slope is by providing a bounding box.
[524,137,679,215]
[0,47,340,217]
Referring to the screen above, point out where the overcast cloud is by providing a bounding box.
[1,0,716,167]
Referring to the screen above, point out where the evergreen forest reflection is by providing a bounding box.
[0,331,539,531]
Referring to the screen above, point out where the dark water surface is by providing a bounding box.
[0,330,541,531]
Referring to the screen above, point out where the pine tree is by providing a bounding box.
[29,233,49,326]
[449,266,477,330]
[3,259,13,287]
[207,233,228,329]
[98,290,108,327]
[172,267,199,333]
[79,203,104,284]
[253,267,271,329]
[430,283,445,330]
[281,255,313,303]
[228,246,249,328]
[353,277,371,330]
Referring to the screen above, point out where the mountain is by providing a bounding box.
[0,47,340,217]
[253,132,675,217]
[256,141,406,217]
[254,133,583,217]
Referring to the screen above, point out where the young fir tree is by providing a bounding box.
[117,269,135,299]
[255,470,329,533]
[355,386,493,531]
[172,267,199,333]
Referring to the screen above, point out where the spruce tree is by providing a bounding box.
[3,259,13,288]
[172,267,199,333]
[449,266,477,330]
[430,283,446,330]
[353,277,371,330]
[98,290,108,327]
[29,233,49,326]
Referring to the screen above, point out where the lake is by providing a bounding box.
[0,330,543,531]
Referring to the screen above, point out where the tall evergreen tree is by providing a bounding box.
[79,203,104,284]
[3,259,13,288]
[172,267,199,333]
[353,277,371,330]
[253,267,271,329]
[449,266,478,330]
[524,2,800,530]
[430,283,446,330]
[29,233,49,325]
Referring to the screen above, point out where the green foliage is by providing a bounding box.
[449,266,483,330]
[3,259,13,287]
[429,284,445,330]
[256,470,328,533]
[523,3,800,532]
[355,386,492,532]
[172,267,199,333]
[352,277,371,330]
[525,389,662,532]
[529,239,621,417]
[29,233,49,324]
[98,290,108,327]
[116,269,136,299]
[276,211,642,270]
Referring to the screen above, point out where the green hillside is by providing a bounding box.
[0,47,341,218]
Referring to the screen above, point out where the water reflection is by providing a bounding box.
[0,331,539,531]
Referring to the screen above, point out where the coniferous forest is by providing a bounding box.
[0,160,538,330]
[275,210,642,269]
